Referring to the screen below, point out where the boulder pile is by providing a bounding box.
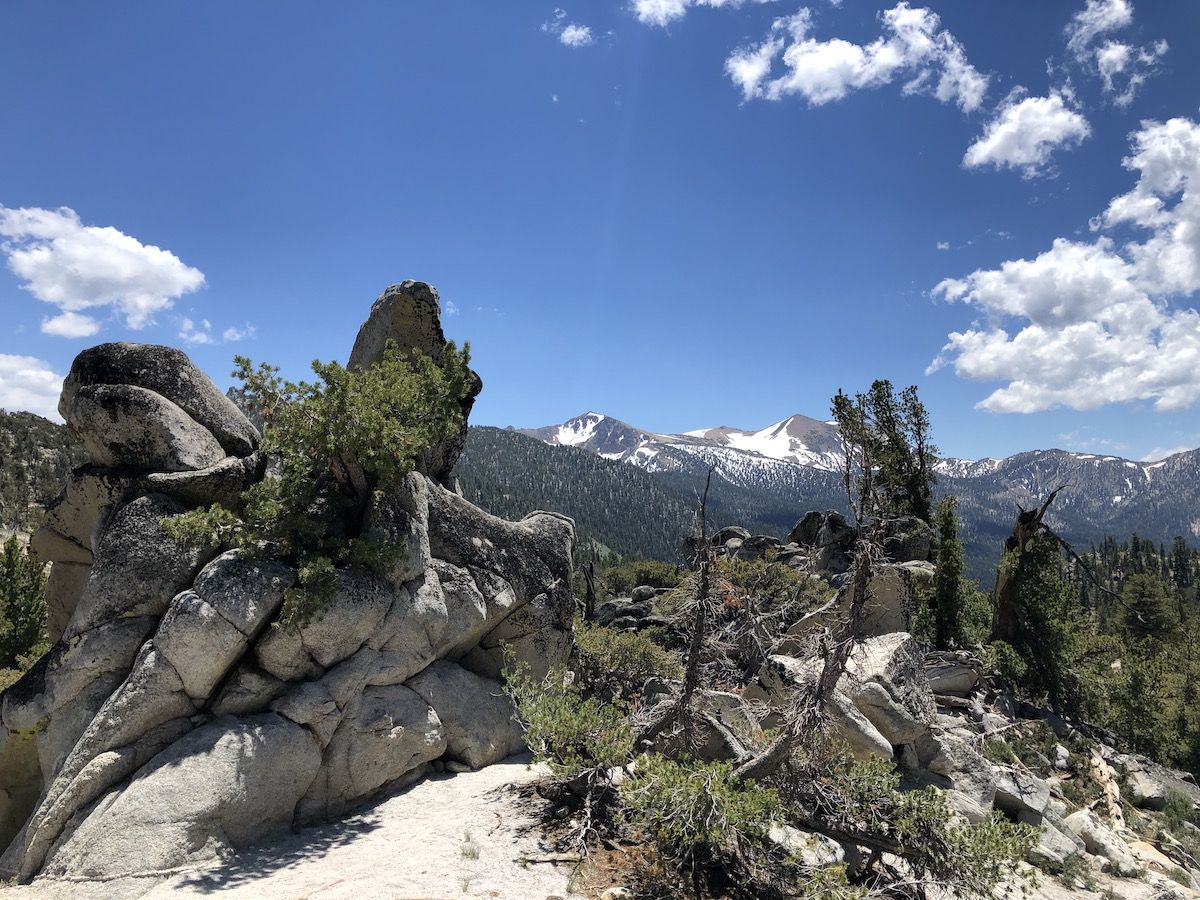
[0,282,575,884]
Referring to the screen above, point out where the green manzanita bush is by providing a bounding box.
[574,618,683,696]
[503,652,633,776]
[165,339,474,626]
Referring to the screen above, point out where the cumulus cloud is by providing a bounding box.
[41,311,100,339]
[633,0,775,28]
[725,3,987,112]
[0,354,65,421]
[1064,0,1167,106]
[930,116,1200,414]
[542,9,594,47]
[0,205,204,334]
[559,24,593,46]
[963,89,1090,178]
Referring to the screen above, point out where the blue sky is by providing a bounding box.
[2,1,1199,462]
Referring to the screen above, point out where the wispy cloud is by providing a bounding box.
[179,317,214,344]
[222,322,256,342]
[0,205,205,336]
[1141,445,1192,462]
[633,0,776,28]
[1064,0,1167,106]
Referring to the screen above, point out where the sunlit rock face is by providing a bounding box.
[0,282,574,883]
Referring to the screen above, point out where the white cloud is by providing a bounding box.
[41,311,100,339]
[543,9,595,47]
[1065,0,1133,57]
[443,300,460,317]
[0,205,204,333]
[559,23,593,47]
[1064,0,1167,106]
[936,241,950,251]
[0,354,64,421]
[178,317,214,344]
[1094,38,1167,107]
[930,117,1200,414]
[725,3,987,112]
[222,322,256,342]
[633,0,775,28]
[963,89,1090,178]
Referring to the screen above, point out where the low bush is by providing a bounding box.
[503,653,632,776]
[574,619,683,698]
[602,559,685,598]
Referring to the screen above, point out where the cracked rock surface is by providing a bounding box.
[0,283,575,884]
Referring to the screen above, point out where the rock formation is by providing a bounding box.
[0,282,574,883]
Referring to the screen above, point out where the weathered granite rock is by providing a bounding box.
[752,633,936,760]
[60,342,260,456]
[0,284,577,885]
[39,562,89,645]
[39,715,321,879]
[1063,809,1140,877]
[297,684,445,822]
[347,282,482,481]
[65,383,226,471]
[993,765,1051,817]
[407,660,525,769]
[64,494,212,639]
[787,512,824,547]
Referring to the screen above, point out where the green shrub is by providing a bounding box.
[621,755,783,884]
[0,536,47,675]
[165,340,473,625]
[574,619,683,695]
[783,749,1037,897]
[601,559,684,598]
[502,654,632,775]
[623,756,780,850]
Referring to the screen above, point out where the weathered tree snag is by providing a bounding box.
[990,486,1064,646]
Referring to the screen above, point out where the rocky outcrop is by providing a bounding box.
[348,281,482,484]
[0,283,575,885]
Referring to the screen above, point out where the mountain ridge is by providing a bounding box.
[510,411,1200,577]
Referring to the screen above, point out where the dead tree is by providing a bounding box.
[582,562,597,623]
[633,467,716,749]
[990,486,1065,645]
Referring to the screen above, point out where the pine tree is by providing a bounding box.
[933,496,965,648]
[0,536,48,672]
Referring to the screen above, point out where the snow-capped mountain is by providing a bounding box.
[517,411,845,477]
[515,412,1200,574]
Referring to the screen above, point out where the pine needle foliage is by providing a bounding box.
[0,536,48,689]
[164,339,473,625]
